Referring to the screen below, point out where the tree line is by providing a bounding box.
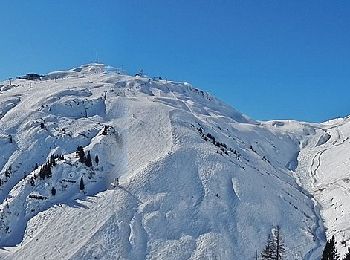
[258,226,350,260]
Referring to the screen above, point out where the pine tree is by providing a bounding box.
[322,235,339,260]
[80,177,85,191]
[4,168,11,178]
[50,154,56,166]
[76,146,86,163]
[46,163,52,178]
[261,234,274,259]
[38,162,52,180]
[85,151,92,167]
[95,155,99,165]
[39,166,46,180]
[273,226,285,260]
[261,226,286,260]
[102,126,108,135]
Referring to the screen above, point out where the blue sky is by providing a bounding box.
[0,1,349,122]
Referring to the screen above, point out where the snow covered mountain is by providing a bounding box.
[294,117,350,257]
[0,64,347,259]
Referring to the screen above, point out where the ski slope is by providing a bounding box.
[0,63,346,259]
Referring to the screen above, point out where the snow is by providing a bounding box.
[0,63,346,259]
[294,117,350,257]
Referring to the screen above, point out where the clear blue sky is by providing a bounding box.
[1,1,349,122]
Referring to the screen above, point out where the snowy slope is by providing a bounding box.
[0,64,334,259]
[293,116,350,257]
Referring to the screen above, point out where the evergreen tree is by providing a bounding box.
[80,177,85,191]
[39,162,52,180]
[261,226,286,260]
[76,146,86,163]
[4,168,11,179]
[51,186,56,196]
[261,234,274,259]
[50,154,56,166]
[322,235,339,260]
[39,166,46,180]
[85,151,92,167]
[102,126,108,135]
[95,155,99,165]
[46,163,52,178]
[273,226,285,260]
